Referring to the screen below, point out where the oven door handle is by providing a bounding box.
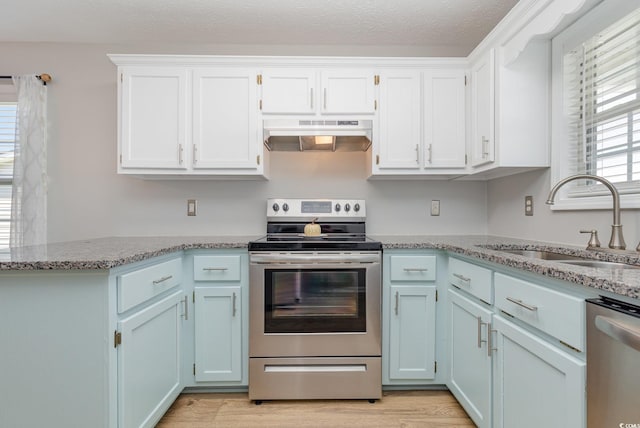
[250,253,380,264]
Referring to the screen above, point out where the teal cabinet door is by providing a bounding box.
[194,286,243,382]
[389,285,437,380]
[118,290,184,428]
[492,315,585,428]
[448,288,493,428]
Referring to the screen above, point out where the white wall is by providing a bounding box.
[1,42,488,242]
[487,169,640,248]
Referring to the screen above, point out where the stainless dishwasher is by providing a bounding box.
[586,296,640,427]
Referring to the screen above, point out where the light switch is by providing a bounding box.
[187,199,197,216]
[431,200,440,216]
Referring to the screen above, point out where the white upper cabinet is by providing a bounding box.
[111,56,266,178]
[424,69,466,169]
[260,69,316,114]
[375,70,422,170]
[470,50,495,168]
[320,70,376,114]
[192,68,260,169]
[120,67,188,170]
[260,68,376,115]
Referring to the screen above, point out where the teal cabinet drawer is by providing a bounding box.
[117,257,183,313]
[389,255,436,282]
[448,257,493,304]
[194,255,241,282]
[494,273,585,352]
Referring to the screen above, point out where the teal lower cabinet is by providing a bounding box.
[448,288,493,428]
[191,250,248,386]
[446,256,589,428]
[194,286,242,382]
[383,251,443,386]
[492,314,585,428]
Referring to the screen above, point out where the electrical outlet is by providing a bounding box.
[431,200,440,216]
[525,196,533,216]
[187,199,197,216]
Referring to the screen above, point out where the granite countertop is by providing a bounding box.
[373,235,640,300]
[0,236,259,270]
[2,234,639,300]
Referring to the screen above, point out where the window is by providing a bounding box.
[551,0,640,210]
[0,103,17,248]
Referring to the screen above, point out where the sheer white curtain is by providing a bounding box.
[10,75,47,247]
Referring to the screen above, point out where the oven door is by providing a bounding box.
[249,252,381,358]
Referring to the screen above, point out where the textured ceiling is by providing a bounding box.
[1,0,520,54]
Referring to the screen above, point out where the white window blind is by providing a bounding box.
[563,7,640,197]
[0,103,17,248]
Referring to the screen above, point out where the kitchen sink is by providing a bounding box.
[490,248,640,270]
[497,249,588,261]
[557,260,640,270]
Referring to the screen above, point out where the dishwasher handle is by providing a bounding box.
[595,315,640,353]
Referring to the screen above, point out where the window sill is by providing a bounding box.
[549,193,640,211]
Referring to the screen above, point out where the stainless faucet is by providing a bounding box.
[546,174,626,250]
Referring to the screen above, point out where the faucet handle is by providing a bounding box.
[580,230,601,249]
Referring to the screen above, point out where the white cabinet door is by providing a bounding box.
[260,69,316,114]
[492,315,586,428]
[118,290,184,428]
[320,70,376,114]
[470,49,495,167]
[192,68,260,169]
[448,288,493,428]
[376,70,422,169]
[424,69,466,168]
[389,285,436,380]
[120,67,188,170]
[194,286,242,382]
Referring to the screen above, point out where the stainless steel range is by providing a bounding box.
[248,198,382,402]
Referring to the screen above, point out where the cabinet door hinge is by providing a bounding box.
[434,361,437,373]
[259,99,263,110]
[376,154,380,165]
[374,99,378,110]
[257,155,261,165]
[120,73,123,83]
[464,75,467,86]
[374,75,380,85]
[435,290,438,302]
[119,154,122,165]
[465,154,468,165]
[114,330,122,348]
[257,74,262,85]
[193,290,195,304]
[193,363,196,376]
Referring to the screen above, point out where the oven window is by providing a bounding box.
[265,268,366,333]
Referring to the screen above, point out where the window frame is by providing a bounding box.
[550,0,640,210]
[0,100,17,249]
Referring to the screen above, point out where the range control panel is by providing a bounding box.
[267,198,366,221]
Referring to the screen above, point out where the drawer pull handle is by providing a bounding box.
[506,297,538,312]
[203,267,228,271]
[232,292,237,317]
[477,316,487,349]
[152,275,173,285]
[403,268,428,272]
[453,273,470,283]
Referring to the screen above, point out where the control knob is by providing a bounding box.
[282,203,289,212]
[335,203,341,212]
[344,203,351,212]
[354,203,360,212]
[272,203,280,212]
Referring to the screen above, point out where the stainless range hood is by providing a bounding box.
[263,119,372,152]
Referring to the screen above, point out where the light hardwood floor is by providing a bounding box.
[157,390,475,427]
